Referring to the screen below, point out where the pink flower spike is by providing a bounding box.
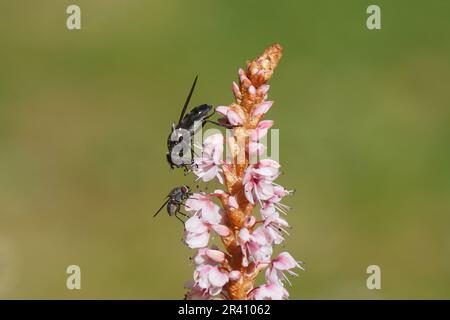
[179,45,301,300]
[252,101,273,117]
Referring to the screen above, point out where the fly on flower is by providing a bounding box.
[154,185,193,223]
[166,76,233,171]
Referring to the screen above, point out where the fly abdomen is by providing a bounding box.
[167,201,179,216]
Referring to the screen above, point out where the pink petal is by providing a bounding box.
[208,267,229,287]
[260,205,276,219]
[204,133,223,147]
[252,226,271,244]
[259,159,280,169]
[273,252,299,270]
[185,194,204,212]
[216,173,224,184]
[232,82,242,99]
[185,231,210,249]
[244,182,255,204]
[238,228,251,242]
[258,120,274,129]
[248,85,256,96]
[265,267,280,285]
[242,168,253,185]
[238,68,248,83]
[257,84,270,96]
[244,216,256,228]
[193,248,208,265]
[248,142,265,157]
[206,249,225,263]
[228,196,239,209]
[257,183,274,200]
[185,216,208,233]
[211,224,230,236]
[254,167,277,177]
[215,106,229,116]
[252,101,273,116]
[229,270,241,281]
[212,148,223,165]
[251,283,288,300]
[199,166,219,183]
[227,109,244,126]
[251,120,274,141]
[209,285,223,296]
[201,205,221,225]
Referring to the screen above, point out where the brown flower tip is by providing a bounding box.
[246,43,283,87]
[238,44,283,112]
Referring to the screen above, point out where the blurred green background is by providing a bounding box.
[1,0,449,299]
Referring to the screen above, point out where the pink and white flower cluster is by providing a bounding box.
[183,45,302,300]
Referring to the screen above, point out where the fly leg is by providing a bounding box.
[174,213,185,225]
[203,112,235,129]
[174,202,190,224]
[204,120,235,129]
[179,203,191,211]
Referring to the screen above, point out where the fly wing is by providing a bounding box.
[177,75,198,126]
[154,198,170,217]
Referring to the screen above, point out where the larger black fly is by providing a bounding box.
[166,76,228,170]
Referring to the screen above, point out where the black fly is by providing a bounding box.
[166,76,230,170]
[154,185,192,223]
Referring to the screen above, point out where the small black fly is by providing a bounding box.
[166,76,230,170]
[153,185,192,223]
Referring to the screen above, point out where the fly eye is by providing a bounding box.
[181,186,188,193]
